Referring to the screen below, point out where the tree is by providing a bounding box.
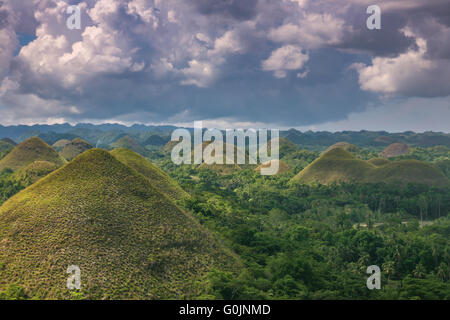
[382,261,395,283]
[413,264,426,279]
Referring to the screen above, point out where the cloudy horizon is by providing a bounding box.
[0,0,449,132]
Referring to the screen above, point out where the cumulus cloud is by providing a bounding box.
[269,14,348,49]
[262,45,309,78]
[0,0,449,129]
[354,30,450,97]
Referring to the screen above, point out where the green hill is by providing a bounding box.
[380,143,409,158]
[143,135,169,147]
[366,160,449,187]
[255,159,291,175]
[110,148,189,201]
[111,136,146,156]
[59,138,93,161]
[0,141,14,160]
[0,137,66,172]
[263,137,298,159]
[13,161,60,184]
[367,158,391,166]
[291,148,449,187]
[161,140,180,155]
[1,138,17,146]
[194,141,244,175]
[52,139,72,151]
[325,142,359,153]
[0,149,239,299]
[292,148,373,185]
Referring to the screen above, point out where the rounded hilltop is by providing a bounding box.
[1,138,17,146]
[291,147,449,187]
[110,148,189,201]
[0,140,14,158]
[59,138,93,161]
[52,139,72,151]
[255,159,291,175]
[110,136,146,156]
[0,137,66,172]
[367,158,391,166]
[380,143,409,158]
[325,142,359,153]
[13,160,60,184]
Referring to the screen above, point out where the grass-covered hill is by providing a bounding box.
[59,138,93,161]
[13,161,60,184]
[380,143,410,158]
[325,142,359,153]
[161,140,180,155]
[0,141,14,159]
[0,149,239,299]
[1,138,16,146]
[367,158,391,166]
[291,148,449,187]
[110,136,146,156]
[0,137,66,172]
[291,148,374,185]
[110,148,189,201]
[194,141,244,175]
[262,137,299,159]
[143,135,169,147]
[52,139,72,151]
[255,159,291,175]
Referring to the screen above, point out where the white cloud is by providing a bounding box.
[262,45,309,78]
[268,14,348,48]
[353,32,450,97]
[208,30,245,59]
[180,60,216,87]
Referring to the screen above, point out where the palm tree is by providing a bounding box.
[413,264,426,279]
[382,261,395,283]
[437,263,448,281]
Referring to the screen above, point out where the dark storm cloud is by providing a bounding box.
[191,0,259,21]
[337,11,417,57]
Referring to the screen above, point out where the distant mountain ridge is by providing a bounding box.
[0,124,449,148]
[0,123,179,142]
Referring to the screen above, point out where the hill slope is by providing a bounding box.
[59,138,93,161]
[255,160,291,175]
[380,143,409,158]
[0,137,66,171]
[52,139,72,151]
[13,161,60,184]
[111,136,146,155]
[291,148,449,187]
[292,148,373,185]
[1,138,16,146]
[262,137,299,158]
[0,141,14,159]
[110,148,189,201]
[367,158,391,166]
[143,135,169,147]
[0,149,238,299]
[326,142,359,153]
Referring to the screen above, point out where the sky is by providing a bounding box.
[0,0,449,132]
